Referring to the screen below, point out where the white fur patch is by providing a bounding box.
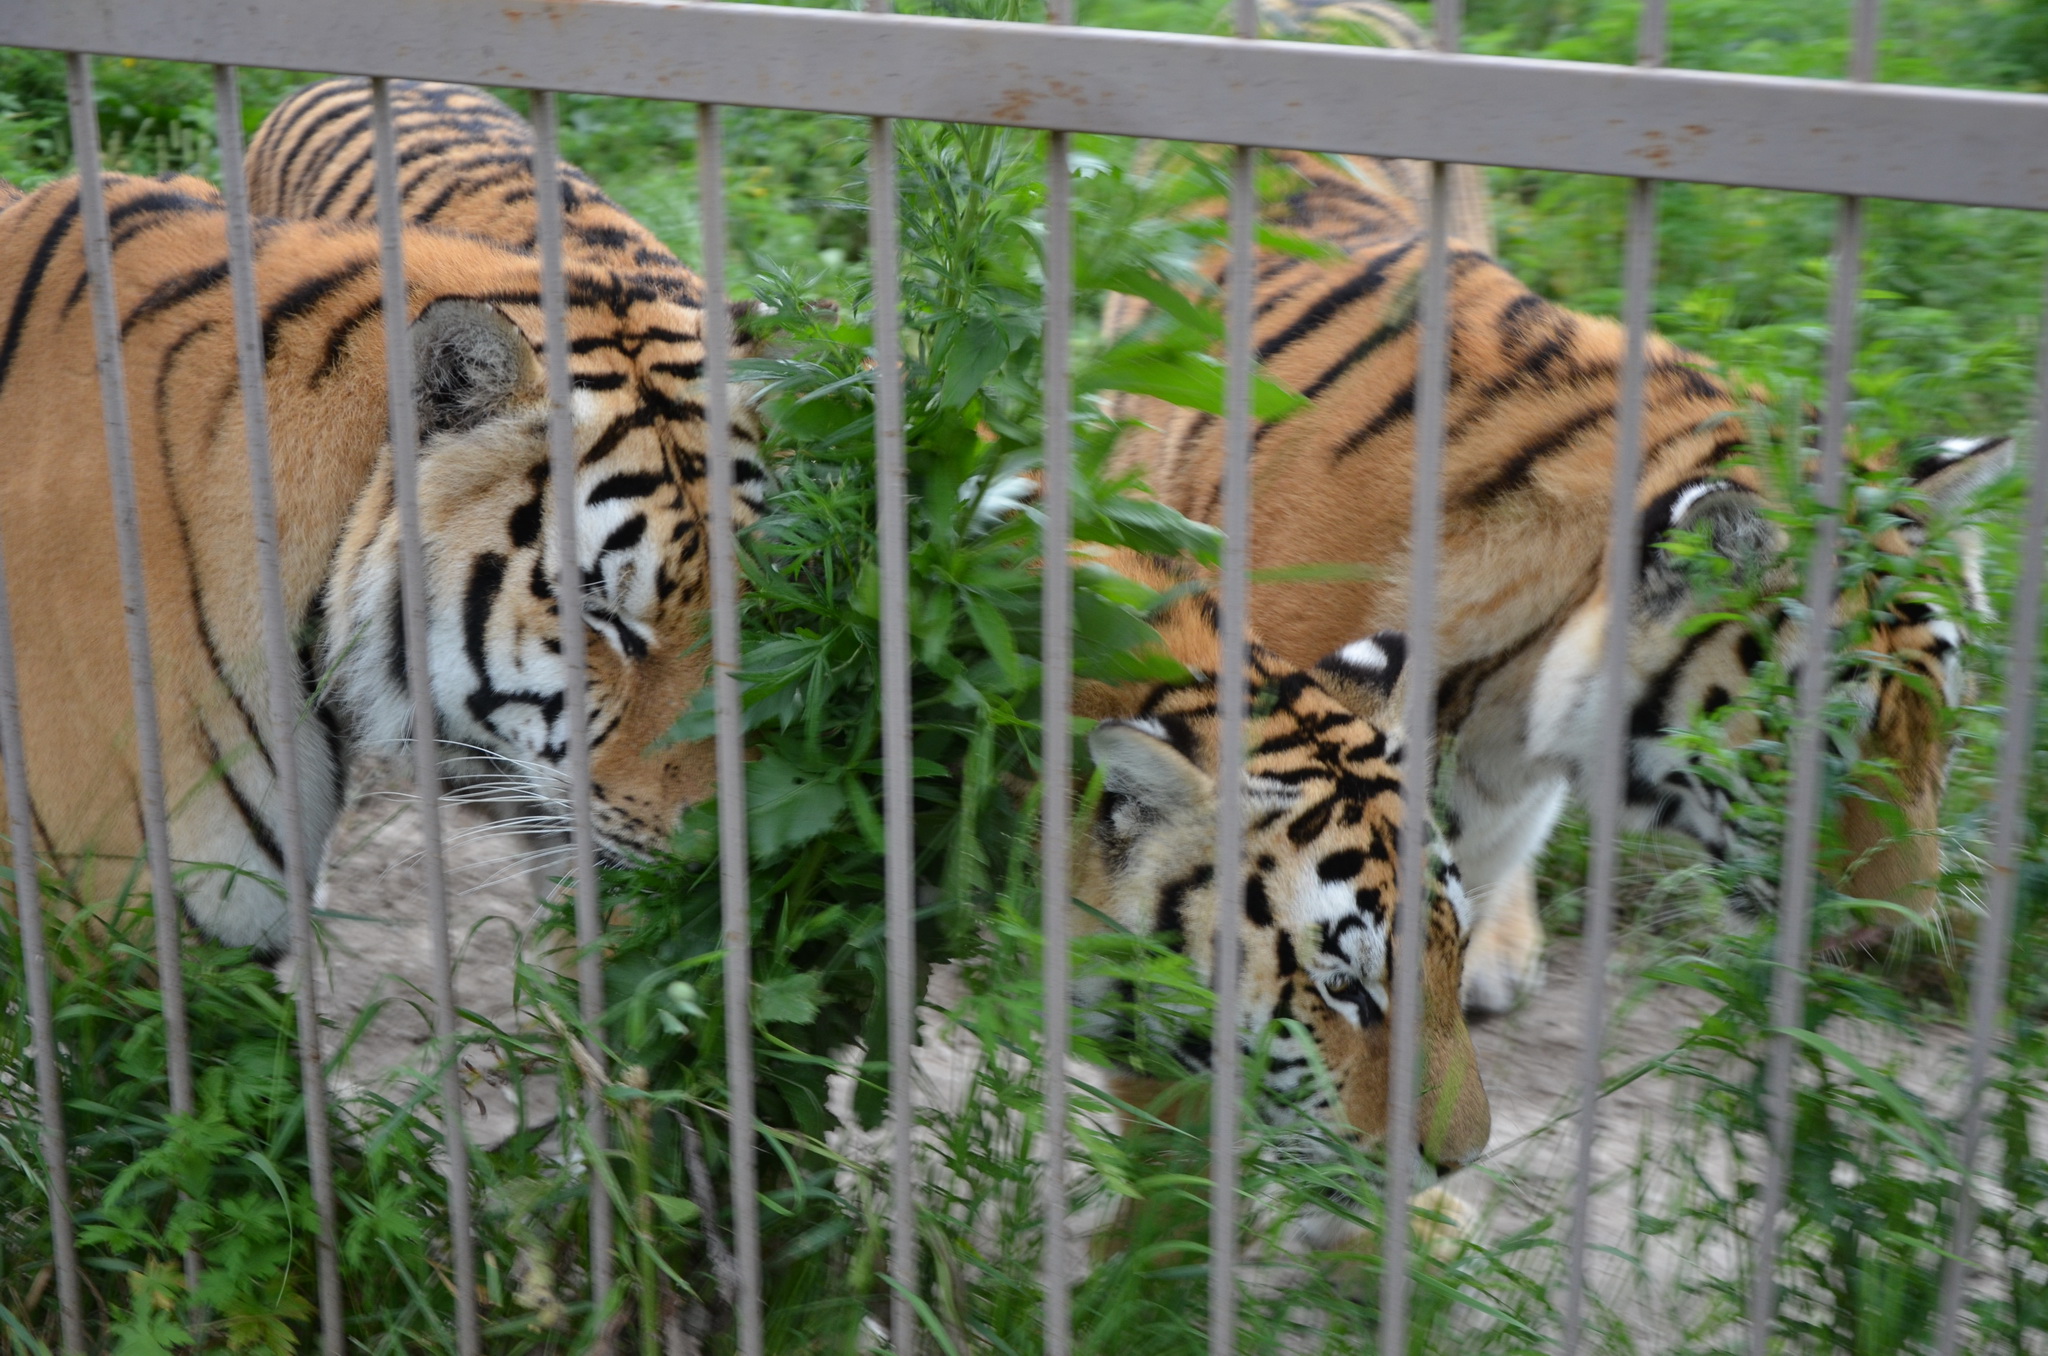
[1338,637,1390,672]
[1663,477,1738,530]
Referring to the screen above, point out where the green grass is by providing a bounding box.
[4,0,2048,1350]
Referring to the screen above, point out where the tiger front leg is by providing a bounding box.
[1445,765,1569,1014]
[1460,864,1546,1015]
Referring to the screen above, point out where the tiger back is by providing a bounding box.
[1108,144,2006,1011]
[247,78,699,301]
[0,172,762,954]
[1076,550,1489,1184]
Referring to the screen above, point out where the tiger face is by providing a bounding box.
[324,293,764,861]
[1526,441,2008,913]
[1076,626,1490,1179]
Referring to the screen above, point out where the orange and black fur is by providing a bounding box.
[1076,550,1490,1185]
[1109,144,2006,1011]
[247,78,701,302]
[246,76,1492,1177]
[0,171,763,954]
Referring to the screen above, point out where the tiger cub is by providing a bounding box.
[1077,550,1490,1180]
[1108,147,2007,1012]
[0,172,763,955]
[246,77,698,302]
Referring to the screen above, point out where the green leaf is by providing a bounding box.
[936,312,1014,409]
[1079,345,1307,422]
[745,754,847,859]
[755,970,825,1027]
[963,592,1022,687]
[646,1192,703,1228]
[1075,493,1224,564]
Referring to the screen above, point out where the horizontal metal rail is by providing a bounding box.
[5,0,2044,1351]
[9,0,2048,208]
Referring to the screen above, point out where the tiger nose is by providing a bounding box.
[1426,1141,1477,1177]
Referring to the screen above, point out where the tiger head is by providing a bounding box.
[323,290,763,859]
[1077,624,1490,1183]
[1529,433,2012,914]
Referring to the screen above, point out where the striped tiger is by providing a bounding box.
[0,171,763,955]
[245,76,1493,1172]
[247,77,699,302]
[1077,550,1489,1181]
[1107,141,2007,1012]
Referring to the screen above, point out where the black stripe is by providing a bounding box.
[289,106,381,207]
[388,566,410,696]
[121,258,230,336]
[1255,236,1417,363]
[1460,405,1612,507]
[587,471,667,506]
[199,724,286,871]
[310,146,375,220]
[1331,383,1414,459]
[261,81,370,189]
[579,407,656,467]
[0,195,81,399]
[313,295,382,385]
[1299,296,1416,402]
[412,163,541,226]
[261,255,374,364]
[600,515,647,555]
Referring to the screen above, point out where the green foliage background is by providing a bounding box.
[2,0,2047,1351]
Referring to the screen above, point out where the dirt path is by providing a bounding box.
[296,792,2025,1344]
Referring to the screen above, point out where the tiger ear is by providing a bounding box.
[1910,435,2014,511]
[1088,719,1213,812]
[410,298,541,440]
[1908,436,2014,621]
[1312,631,1407,728]
[1639,477,1774,597]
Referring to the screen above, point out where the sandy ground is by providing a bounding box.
[295,787,2036,1345]
[284,768,564,1144]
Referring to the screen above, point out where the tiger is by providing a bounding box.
[1074,548,1490,1186]
[243,76,1494,1181]
[1105,39,2007,1012]
[246,77,700,302]
[0,170,764,956]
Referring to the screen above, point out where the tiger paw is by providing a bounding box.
[1460,890,1546,1014]
[1409,1186,1475,1262]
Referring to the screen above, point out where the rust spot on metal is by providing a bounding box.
[1682,124,1710,137]
[990,87,1039,120]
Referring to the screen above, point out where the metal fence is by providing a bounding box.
[2,0,2046,1352]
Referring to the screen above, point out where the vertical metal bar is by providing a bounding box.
[696,101,764,1356]
[62,55,196,1125]
[216,55,335,1328]
[1380,155,1451,1356]
[67,44,209,1320]
[1038,28,1075,1356]
[1929,251,2048,1356]
[1561,8,1667,1351]
[527,87,618,1322]
[0,72,88,1344]
[0,495,83,1356]
[63,50,219,1344]
[367,76,481,1356]
[1746,7,1878,1348]
[1206,10,1258,1352]
[1381,3,1459,1345]
[1206,143,1254,1356]
[859,8,917,1338]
